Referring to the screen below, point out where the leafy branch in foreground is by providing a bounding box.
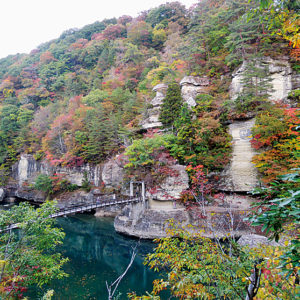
[0,201,68,299]
[129,220,299,299]
[248,170,300,279]
[129,221,256,300]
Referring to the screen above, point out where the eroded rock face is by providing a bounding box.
[147,164,189,203]
[180,76,210,107]
[231,57,297,101]
[219,119,259,192]
[141,83,167,129]
[102,156,124,188]
[141,77,211,129]
[114,204,190,239]
[0,188,5,201]
[114,200,254,239]
[12,154,101,187]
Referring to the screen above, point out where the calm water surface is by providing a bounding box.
[29,214,158,300]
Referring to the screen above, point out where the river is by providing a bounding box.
[24,214,159,300]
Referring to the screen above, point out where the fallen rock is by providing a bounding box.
[238,234,281,248]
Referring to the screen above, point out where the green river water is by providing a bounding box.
[27,214,159,300]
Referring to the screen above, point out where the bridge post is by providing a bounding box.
[130,181,134,197]
[141,181,145,203]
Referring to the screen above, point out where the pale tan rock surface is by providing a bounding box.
[231,56,298,102]
[146,164,189,204]
[238,234,281,248]
[12,154,102,187]
[220,119,259,192]
[180,76,210,107]
[102,155,124,188]
[141,83,167,129]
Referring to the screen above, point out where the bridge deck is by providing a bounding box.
[1,196,142,232]
[51,197,141,218]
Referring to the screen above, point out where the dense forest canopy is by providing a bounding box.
[0,0,299,299]
[0,0,298,183]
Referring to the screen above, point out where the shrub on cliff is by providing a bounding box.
[35,174,53,195]
[159,82,183,129]
[124,132,179,189]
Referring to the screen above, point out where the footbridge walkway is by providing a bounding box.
[52,195,142,218]
[1,181,146,232]
[1,194,144,232]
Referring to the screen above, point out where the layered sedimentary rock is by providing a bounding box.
[8,154,126,202]
[12,154,101,188]
[114,203,190,239]
[180,76,210,107]
[114,199,254,239]
[141,76,211,129]
[219,119,259,192]
[231,56,298,102]
[141,83,167,129]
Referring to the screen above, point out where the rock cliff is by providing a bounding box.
[231,56,299,102]
[180,76,210,107]
[141,83,167,130]
[219,119,259,192]
[141,76,210,129]
[12,154,102,188]
[7,154,126,203]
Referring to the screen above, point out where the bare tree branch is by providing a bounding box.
[106,243,139,300]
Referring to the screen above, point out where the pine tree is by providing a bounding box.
[159,82,183,129]
[240,57,273,100]
[82,108,117,163]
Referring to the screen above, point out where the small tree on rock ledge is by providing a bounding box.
[159,82,183,129]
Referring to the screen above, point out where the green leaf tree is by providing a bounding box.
[0,201,68,298]
[129,221,256,300]
[35,174,53,195]
[159,82,183,129]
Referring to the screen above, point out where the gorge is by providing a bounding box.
[0,0,299,298]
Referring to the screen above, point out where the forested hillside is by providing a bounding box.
[0,0,298,185]
[0,0,299,298]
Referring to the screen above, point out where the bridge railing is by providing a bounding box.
[52,194,142,218]
[1,195,143,232]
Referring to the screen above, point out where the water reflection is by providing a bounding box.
[30,215,157,300]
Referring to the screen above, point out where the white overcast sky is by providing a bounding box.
[0,0,197,59]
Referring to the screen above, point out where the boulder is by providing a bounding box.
[238,234,281,248]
